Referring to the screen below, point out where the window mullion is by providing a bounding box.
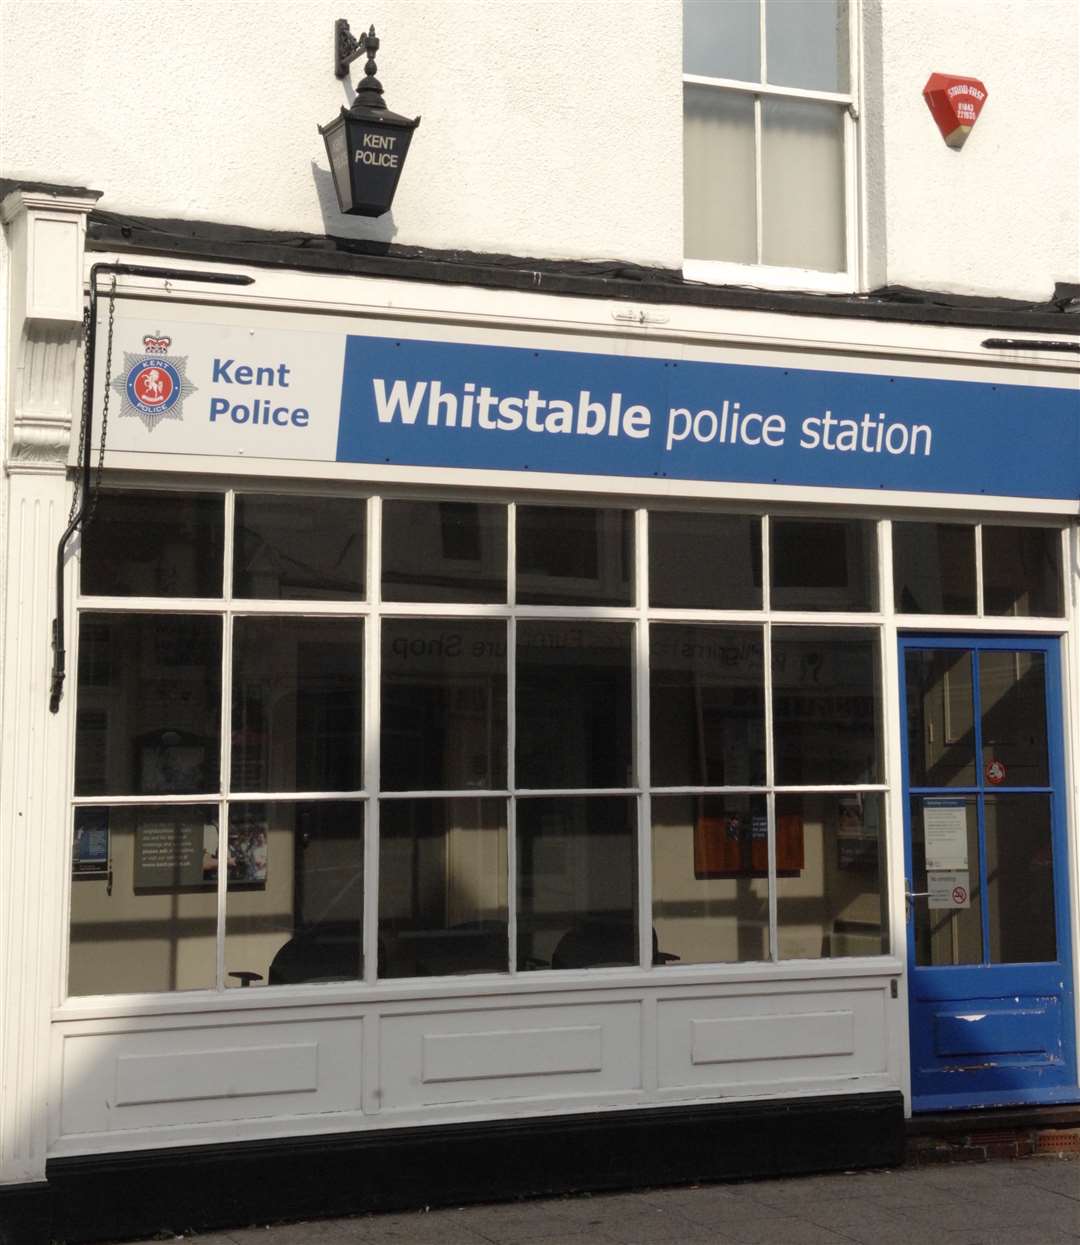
[635,508,652,971]
[216,489,236,991]
[507,502,518,974]
[753,95,765,266]
[363,495,382,984]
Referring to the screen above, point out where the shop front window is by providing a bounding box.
[68,494,891,997]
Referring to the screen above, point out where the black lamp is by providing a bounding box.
[319,20,420,217]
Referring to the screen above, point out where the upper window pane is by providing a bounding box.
[649,512,762,609]
[683,0,760,81]
[232,617,363,793]
[234,494,365,600]
[382,500,507,603]
[81,490,224,597]
[382,620,507,791]
[771,518,877,611]
[517,506,633,606]
[765,0,848,92]
[893,522,976,614]
[982,526,1063,617]
[75,614,222,796]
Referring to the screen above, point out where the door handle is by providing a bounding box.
[905,879,929,922]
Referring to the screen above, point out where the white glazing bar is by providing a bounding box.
[681,74,854,107]
[77,597,230,614]
[217,488,237,990]
[975,521,985,616]
[753,94,764,266]
[506,502,518,975]
[635,508,652,971]
[879,518,905,964]
[512,787,642,798]
[763,617,777,962]
[363,495,382,985]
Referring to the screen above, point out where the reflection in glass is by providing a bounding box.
[776,793,886,960]
[983,526,1063,617]
[652,795,768,964]
[683,0,760,81]
[517,797,638,971]
[892,522,976,614]
[516,622,633,789]
[772,628,882,784]
[381,620,507,790]
[650,625,765,787]
[684,85,757,264]
[382,500,506,602]
[517,507,633,605]
[81,490,224,598]
[75,614,222,796]
[225,801,364,987]
[980,650,1048,788]
[910,796,982,967]
[232,618,363,792]
[985,794,1056,964]
[762,97,846,273]
[379,799,507,978]
[765,0,848,92]
[904,648,976,788]
[770,518,876,610]
[648,512,762,609]
[234,494,365,600]
[68,804,218,995]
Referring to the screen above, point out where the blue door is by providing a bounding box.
[901,635,1077,1111]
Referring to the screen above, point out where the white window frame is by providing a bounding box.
[682,0,863,293]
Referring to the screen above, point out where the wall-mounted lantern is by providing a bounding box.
[923,73,988,149]
[319,21,420,216]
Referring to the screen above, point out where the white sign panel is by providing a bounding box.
[923,798,969,870]
[928,869,972,910]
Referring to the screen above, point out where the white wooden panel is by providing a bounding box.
[691,1010,854,1065]
[60,1017,361,1135]
[115,1042,318,1105]
[658,986,887,1090]
[381,1003,640,1108]
[27,213,84,322]
[422,1025,603,1084]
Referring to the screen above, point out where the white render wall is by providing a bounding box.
[0,1,1076,298]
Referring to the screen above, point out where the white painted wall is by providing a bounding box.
[1,1,1076,298]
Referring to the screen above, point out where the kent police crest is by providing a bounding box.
[112,334,197,431]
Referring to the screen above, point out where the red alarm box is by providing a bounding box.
[923,73,988,149]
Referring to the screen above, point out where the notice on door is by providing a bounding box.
[928,869,972,909]
[923,797,969,870]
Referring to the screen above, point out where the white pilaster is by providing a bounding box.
[0,185,99,1186]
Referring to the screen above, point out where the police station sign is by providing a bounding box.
[94,301,1080,503]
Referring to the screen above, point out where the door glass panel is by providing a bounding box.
[910,795,982,967]
[985,794,1056,964]
[904,648,976,788]
[979,650,1048,788]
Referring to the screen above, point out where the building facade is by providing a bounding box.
[1,2,1078,1240]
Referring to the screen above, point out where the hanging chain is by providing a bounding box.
[67,303,94,524]
[84,276,117,528]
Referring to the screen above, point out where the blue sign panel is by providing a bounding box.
[337,335,1079,499]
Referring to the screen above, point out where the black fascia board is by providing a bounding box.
[80,207,1080,335]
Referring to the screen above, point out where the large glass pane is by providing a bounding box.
[683,0,760,81]
[652,794,768,964]
[232,618,363,792]
[910,796,982,967]
[772,627,882,784]
[776,793,887,960]
[770,518,876,611]
[684,85,756,264]
[904,648,976,788]
[766,0,848,91]
[382,499,506,602]
[75,614,222,796]
[648,511,762,609]
[379,798,507,978]
[381,620,507,790]
[69,804,218,995]
[762,97,845,273]
[517,506,633,605]
[516,796,638,970]
[225,801,364,987]
[516,622,633,789]
[650,624,765,787]
[982,526,1063,617]
[234,494,365,600]
[81,490,224,597]
[985,794,1056,964]
[892,522,977,614]
[980,650,1048,788]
